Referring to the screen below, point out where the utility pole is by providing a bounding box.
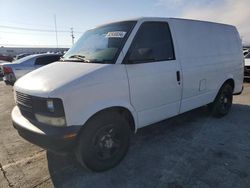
[71,27,75,45]
[54,15,58,48]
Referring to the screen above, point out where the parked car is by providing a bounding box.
[14,53,31,60]
[0,68,3,78]
[244,52,250,78]
[0,54,13,62]
[0,60,9,78]
[11,18,244,172]
[2,53,61,85]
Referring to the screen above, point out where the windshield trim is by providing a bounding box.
[112,21,137,64]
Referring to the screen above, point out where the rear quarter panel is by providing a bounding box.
[169,19,243,113]
[12,57,36,79]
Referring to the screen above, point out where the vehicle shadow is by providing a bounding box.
[47,104,250,188]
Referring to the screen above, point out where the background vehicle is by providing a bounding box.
[0,54,13,62]
[14,53,31,60]
[245,52,250,79]
[0,69,3,78]
[0,60,9,78]
[2,53,61,85]
[12,18,244,172]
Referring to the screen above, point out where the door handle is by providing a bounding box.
[176,71,181,84]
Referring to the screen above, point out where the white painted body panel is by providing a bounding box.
[15,62,137,127]
[168,18,244,113]
[125,61,181,128]
[14,17,244,130]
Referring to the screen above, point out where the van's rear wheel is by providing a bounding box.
[75,111,130,172]
[209,84,233,117]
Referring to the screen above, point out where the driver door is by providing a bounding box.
[124,21,182,128]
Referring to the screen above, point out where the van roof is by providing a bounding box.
[97,17,234,28]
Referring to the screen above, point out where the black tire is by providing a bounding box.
[75,111,131,172]
[209,84,233,118]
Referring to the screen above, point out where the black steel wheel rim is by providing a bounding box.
[92,124,122,161]
[219,90,232,112]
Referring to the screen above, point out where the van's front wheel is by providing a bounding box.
[209,84,233,117]
[75,111,130,172]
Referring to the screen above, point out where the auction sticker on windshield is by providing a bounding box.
[106,31,126,38]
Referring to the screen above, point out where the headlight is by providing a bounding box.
[46,99,54,112]
[35,113,66,126]
[32,97,65,116]
[32,97,66,126]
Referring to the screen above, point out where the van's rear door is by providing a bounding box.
[124,21,182,128]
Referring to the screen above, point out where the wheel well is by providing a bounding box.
[86,107,136,132]
[223,79,235,91]
[212,79,235,103]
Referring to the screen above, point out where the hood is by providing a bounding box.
[245,59,250,66]
[14,62,110,97]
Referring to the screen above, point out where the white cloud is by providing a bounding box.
[155,0,218,10]
[181,0,250,45]
[156,0,250,45]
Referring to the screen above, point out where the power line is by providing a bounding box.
[0,43,71,48]
[0,30,68,36]
[0,18,85,32]
[0,25,65,33]
[0,30,82,38]
[0,18,55,28]
[0,25,83,33]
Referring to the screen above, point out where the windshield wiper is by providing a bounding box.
[60,56,112,64]
[60,54,90,62]
[69,55,88,61]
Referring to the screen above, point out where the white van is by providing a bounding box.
[12,17,244,171]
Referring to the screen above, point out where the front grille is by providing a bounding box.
[16,91,32,109]
[16,91,34,119]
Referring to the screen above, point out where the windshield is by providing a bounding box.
[63,21,136,64]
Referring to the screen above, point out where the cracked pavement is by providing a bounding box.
[0,81,250,188]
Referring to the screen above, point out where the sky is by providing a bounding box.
[0,0,249,48]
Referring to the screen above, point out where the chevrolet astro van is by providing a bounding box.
[11,17,244,171]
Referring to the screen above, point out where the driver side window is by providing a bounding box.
[125,22,175,64]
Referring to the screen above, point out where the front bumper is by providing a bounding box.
[12,106,81,154]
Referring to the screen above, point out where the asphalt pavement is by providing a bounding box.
[0,81,250,188]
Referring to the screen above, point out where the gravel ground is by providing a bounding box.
[0,81,250,188]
